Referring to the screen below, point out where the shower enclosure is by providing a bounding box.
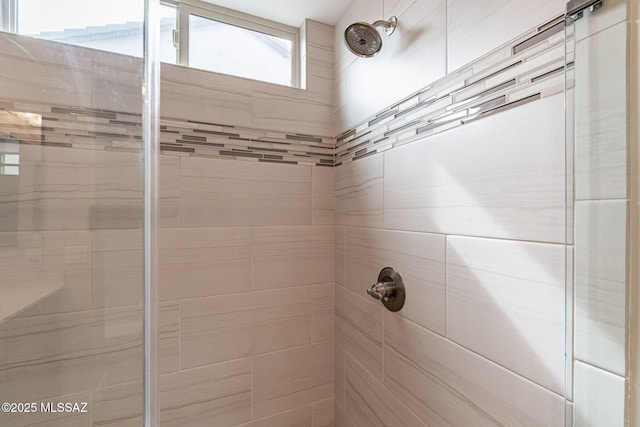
[0,0,636,425]
[0,0,159,424]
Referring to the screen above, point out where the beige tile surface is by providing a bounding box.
[159,155,180,228]
[159,303,180,375]
[345,355,427,427]
[346,227,446,334]
[575,200,628,376]
[179,157,312,227]
[253,342,334,419]
[334,342,347,408]
[312,166,335,225]
[180,286,312,368]
[159,227,252,301]
[384,314,565,426]
[160,359,252,427]
[252,226,334,290]
[384,94,565,243]
[92,381,143,427]
[312,283,335,343]
[0,306,142,403]
[161,63,252,126]
[335,227,346,286]
[335,154,383,228]
[238,406,312,427]
[312,399,334,427]
[447,236,566,394]
[335,286,383,380]
[334,401,356,427]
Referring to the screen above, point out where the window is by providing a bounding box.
[1,0,300,87]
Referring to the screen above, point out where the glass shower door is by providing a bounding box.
[0,0,157,424]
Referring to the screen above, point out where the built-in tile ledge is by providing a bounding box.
[0,282,62,323]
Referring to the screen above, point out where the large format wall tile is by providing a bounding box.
[179,157,312,227]
[344,355,427,427]
[312,166,335,225]
[180,286,312,368]
[92,381,143,427]
[312,399,334,427]
[384,314,565,426]
[159,155,180,228]
[575,22,628,200]
[335,154,383,228]
[346,227,446,334]
[159,227,252,301]
[252,226,334,290]
[574,200,628,375]
[447,0,564,71]
[161,63,252,127]
[0,306,142,403]
[252,342,334,419]
[384,94,565,243]
[574,361,626,427]
[312,283,335,343]
[160,359,252,427]
[238,406,312,427]
[335,285,383,380]
[446,236,565,394]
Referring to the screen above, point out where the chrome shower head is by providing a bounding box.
[344,16,397,58]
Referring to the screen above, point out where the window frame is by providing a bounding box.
[166,0,300,87]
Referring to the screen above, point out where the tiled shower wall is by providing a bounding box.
[0,19,337,427]
[332,0,570,426]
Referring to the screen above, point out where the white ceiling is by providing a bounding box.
[201,0,353,27]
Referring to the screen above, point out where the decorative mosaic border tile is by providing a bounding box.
[0,102,334,167]
[335,14,566,166]
[1,14,566,169]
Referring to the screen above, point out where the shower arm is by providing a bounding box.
[371,16,397,36]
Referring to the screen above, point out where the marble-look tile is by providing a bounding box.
[238,406,312,427]
[91,229,143,309]
[252,226,334,290]
[92,381,143,427]
[159,155,180,228]
[253,342,334,419]
[334,401,356,427]
[312,399,334,427]
[159,227,252,301]
[384,314,565,426]
[312,166,335,225]
[8,230,92,317]
[384,94,565,243]
[252,82,333,137]
[575,22,628,200]
[335,286,383,380]
[179,157,312,227]
[447,236,566,394]
[335,153,383,228]
[312,283,335,343]
[575,200,627,376]
[181,286,311,369]
[161,62,252,126]
[160,359,252,427]
[447,0,564,71]
[574,361,626,427]
[0,391,92,427]
[346,227,446,334]
[345,355,427,427]
[335,342,347,408]
[15,145,142,232]
[306,20,334,82]
[335,227,346,286]
[0,306,142,403]
[159,303,180,375]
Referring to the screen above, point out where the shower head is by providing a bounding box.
[344,16,397,58]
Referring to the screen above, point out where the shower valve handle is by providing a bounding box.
[366,267,406,312]
[367,281,396,301]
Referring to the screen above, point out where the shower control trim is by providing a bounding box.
[367,267,405,312]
